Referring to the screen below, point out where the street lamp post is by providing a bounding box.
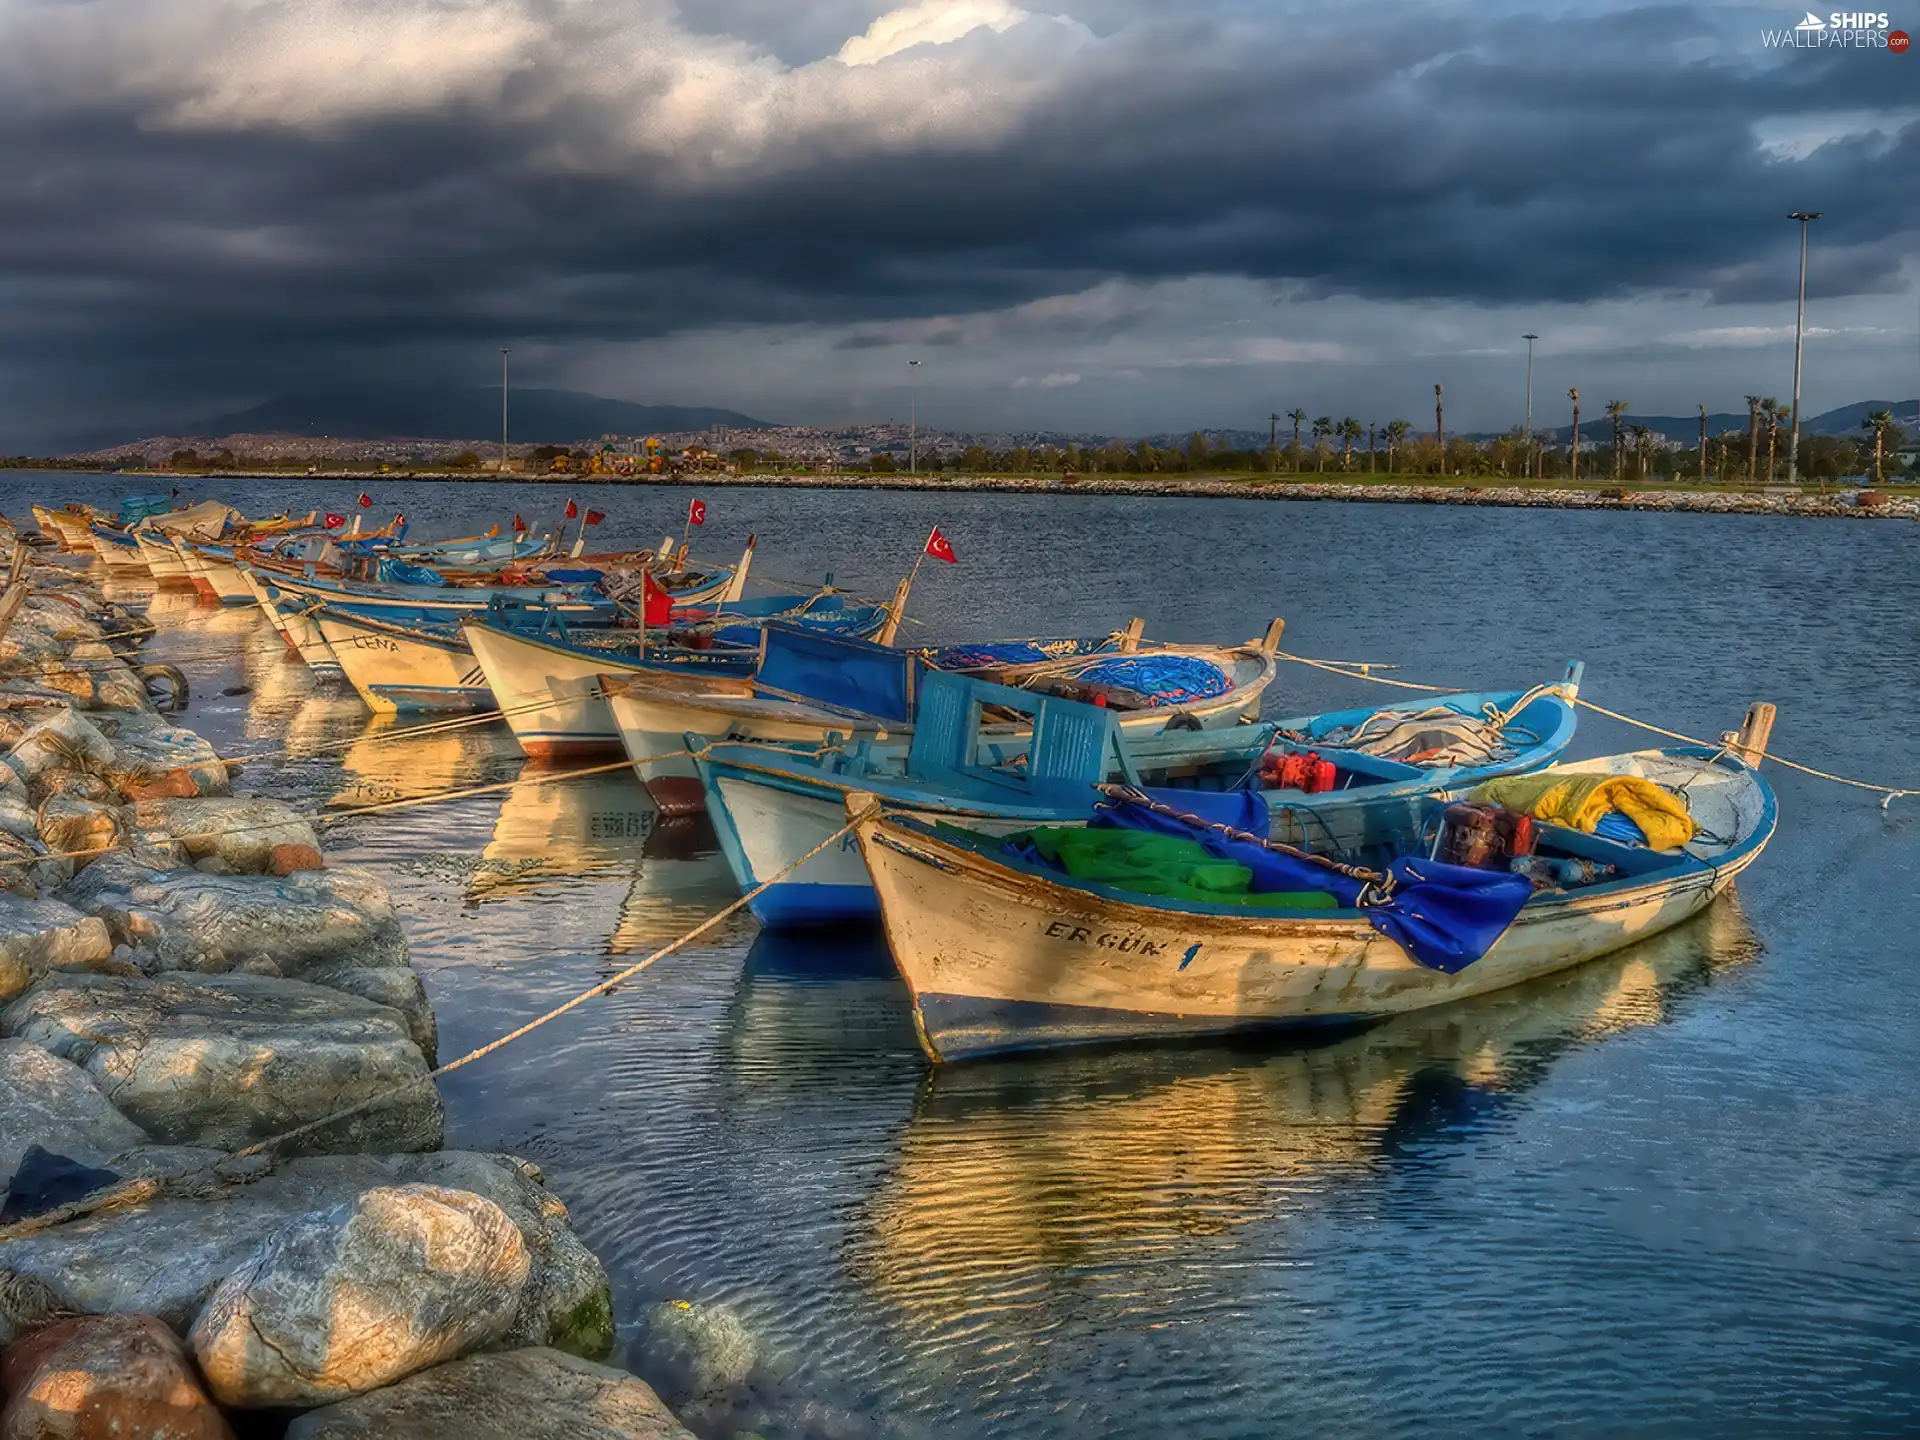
[500,348,511,472]
[1787,212,1821,486]
[908,359,920,473]
[1522,333,1539,478]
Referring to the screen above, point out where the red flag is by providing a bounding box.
[356,492,372,508]
[641,569,674,626]
[322,513,345,530]
[687,498,706,526]
[512,514,527,534]
[583,509,605,526]
[565,498,579,519]
[923,526,957,564]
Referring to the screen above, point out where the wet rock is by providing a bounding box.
[642,1299,767,1404]
[56,856,408,979]
[0,1038,149,1182]
[0,894,114,1001]
[36,650,152,714]
[305,964,437,1064]
[1,972,443,1155]
[0,1313,233,1440]
[0,1152,606,1344]
[118,769,199,802]
[189,1184,530,1409]
[191,855,232,876]
[5,711,113,792]
[37,772,114,804]
[0,796,35,844]
[91,714,229,799]
[282,1348,692,1439]
[269,843,325,876]
[33,796,122,866]
[131,797,321,877]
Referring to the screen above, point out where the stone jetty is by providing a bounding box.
[0,537,689,1436]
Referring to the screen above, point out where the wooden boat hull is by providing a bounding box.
[89,524,149,572]
[255,583,343,678]
[855,751,1775,1062]
[463,622,628,760]
[34,507,94,551]
[134,529,193,584]
[315,610,493,715]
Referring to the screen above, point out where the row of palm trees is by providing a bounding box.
[1273,388,1909,485]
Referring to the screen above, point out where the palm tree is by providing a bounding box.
[1761,398,1780,484]
[1863,409,1895,483]
[1311,415,1332,472]
[1367,422,1377,472]
[1568,388,1581,482]
[1385,419,1410,473]
[1339,417,1361,471]
[1630,425,1653,482]
[1604,400,1628,481]
[1288,408,1306,470]
[1434,384,1446,475]
[1697,404,1708,485]
[1743,396,1761,485]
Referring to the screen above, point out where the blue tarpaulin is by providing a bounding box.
[1075,655,1230,706]
[376,559,447,587]
[755,621,914,723]
[1087,788,1533,972]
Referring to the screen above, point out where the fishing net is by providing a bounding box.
[1071,655,1230,707]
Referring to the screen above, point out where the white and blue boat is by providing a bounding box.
[696,665,1582,928]
[852,743,1776,1062]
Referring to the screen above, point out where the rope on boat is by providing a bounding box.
[0,802,881,1243]
[1275,651,1920,809]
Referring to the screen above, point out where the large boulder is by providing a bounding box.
[130,798,321,877]
[1,972,442,1155]
[0,1152,607,1348]
[36,647,152,714]
[282,1348,691,1439]
[34,796,122,865]
[0,1313,232,1440]
[0,895,114,1003]
[0,1038,148,1183]
[91,713,230,799]
[5,711,113,793]
[303,964,437,1065]
[56,857,407,978]
[189,1184,530,1409]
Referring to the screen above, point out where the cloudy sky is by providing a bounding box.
[1,0,1915,447]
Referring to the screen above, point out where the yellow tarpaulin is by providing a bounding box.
[1472,772,1696,852]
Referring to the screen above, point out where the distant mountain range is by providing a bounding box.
[60,385,774,453]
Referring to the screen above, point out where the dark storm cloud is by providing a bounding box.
[0,0,1912,443]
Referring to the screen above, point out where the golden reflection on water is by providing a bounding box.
[847,896,1760,1336]
[469,768,661,902]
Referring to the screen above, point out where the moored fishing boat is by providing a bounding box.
[609,621,1283,815]
[852,745,1776,1062]
[314,607,494,715]
[464,592,892,759]
[32,505,97,551]
[696,667,1582,927]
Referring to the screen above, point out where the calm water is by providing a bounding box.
[11,475,1920,1436]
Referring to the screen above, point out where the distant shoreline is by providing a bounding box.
[25,468,1920,519]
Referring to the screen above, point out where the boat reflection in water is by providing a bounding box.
[722,926,923,1094]
[604,815,740,956]
[470,765,662,904]
[845,896,1760,1343]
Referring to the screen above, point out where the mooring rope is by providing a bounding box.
[0,802,880,1243]
[1274,651,1919,807]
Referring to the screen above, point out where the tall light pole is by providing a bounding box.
[500,347,511,472]
[1787,212,1821,485]
[1522,333,1539,477]
[907,358,920,473]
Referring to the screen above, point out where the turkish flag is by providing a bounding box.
[512,514,527,534]
[688,498,706,526]
[322,513,346,529]
[356,492,372,508]
[924,526,957,564]
[565,498,579,519]
[583,509,605,526]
